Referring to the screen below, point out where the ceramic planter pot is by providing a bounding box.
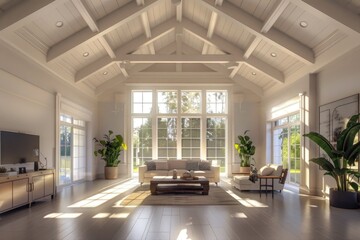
[329,188,359,209]
[239,167,250,174]
[104,166,118,179]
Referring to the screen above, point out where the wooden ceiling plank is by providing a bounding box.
[0,0,67,34]
[289,0,360,38]
[199,0,314,64]
[47,0,162,62]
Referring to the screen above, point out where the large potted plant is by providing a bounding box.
[304,113,360,209]
[235,130,256,173]
[93,130,127,179]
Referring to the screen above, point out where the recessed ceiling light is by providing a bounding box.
[83,52,89,57]
[103,71,108,75]
[55,21,63,28]
[270,52,277,57]
[251,72,256,75]
[299,21,308,28]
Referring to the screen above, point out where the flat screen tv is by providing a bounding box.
[0,131,39,164]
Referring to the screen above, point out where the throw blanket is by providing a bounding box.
[248,164,258,183]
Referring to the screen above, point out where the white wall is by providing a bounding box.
[0,41,98,182]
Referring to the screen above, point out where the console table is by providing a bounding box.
[150,176,209,195]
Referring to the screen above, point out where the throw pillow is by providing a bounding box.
[259,166,274,176]
[145,161,156,170]
[186,161,199,171]
[155,161,168,170]
[199,160,211,170]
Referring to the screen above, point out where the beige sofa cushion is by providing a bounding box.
[144,170,169,178]
[168,160,187,169]
[155,161,168,170]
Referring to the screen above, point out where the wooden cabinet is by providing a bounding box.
[0,182,12,212]
[0,169,54,214]
[13,178,29,207]
[32,173,54,201]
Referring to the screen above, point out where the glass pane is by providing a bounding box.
[158,91,178,114]
[132,91,152,114]
[206,91,227,114]
[206,117,226,173]
[132,118,152,168]
[181,91,201,113]
[157,118,177,159]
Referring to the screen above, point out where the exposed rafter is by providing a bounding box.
[47,0,161,62]
[199,0,314,64]
[183,19,284,83]
[261,0,289,33]
[172,0,183,22]
[71,0,99,32]
[202,4,219,54]
[176,26,183,72]
[75,19,176,83]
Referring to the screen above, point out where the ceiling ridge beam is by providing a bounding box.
[289,0,360,38]
[47,0,161,62]
[172,0,183,22]
[199,0,314,64]
[176,25,183,72]
[182,19,284,83]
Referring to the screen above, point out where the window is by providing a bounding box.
[272,113,300,185]
[131,89,228,173]
[59,115,86,185]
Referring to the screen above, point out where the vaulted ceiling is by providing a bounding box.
[1,0,360,97]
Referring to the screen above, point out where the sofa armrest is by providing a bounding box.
[211,165,220,183]
[138,165,147,184]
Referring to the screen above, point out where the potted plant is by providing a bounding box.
[93,130,127,179]
[304,113,360,209]
[235,130,256,173]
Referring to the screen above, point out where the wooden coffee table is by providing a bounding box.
[150,176,209,195]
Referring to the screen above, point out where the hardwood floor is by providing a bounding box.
[0,178,359,240]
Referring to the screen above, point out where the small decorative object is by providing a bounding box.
[93,130,127,179]
[172,169,177,179]
[190,170,194,177]
[182,171,192,179]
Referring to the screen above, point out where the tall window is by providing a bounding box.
[131,89,228,172]
[59,114,86,185]
[273,113,300,185]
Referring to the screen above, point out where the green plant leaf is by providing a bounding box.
[304,132,336,159]
[310,158,334,172]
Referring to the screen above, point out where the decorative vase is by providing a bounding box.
[329,188,359,209]
[104,166,118,179]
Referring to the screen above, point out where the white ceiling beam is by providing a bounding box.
[215,0,223,6]
[118,54,237,64]
[243,36,262,59]
[289,0,360,37]
[202,11,218,54]
[199,0,314,64]
[71,0,99,32]
[176,26,183,72]
[261,0,289,33]
[0,0,67,34]
[75,19,176,82]
[182,19,284,83]
[140,12,156,54]
[136,0,145,5]
[172,0,183,22]
[99,36,116,58]
[47,0,161,62]
[229,62,243,79]
[116,62,129,78]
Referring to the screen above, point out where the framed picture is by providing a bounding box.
[319,94,359,169]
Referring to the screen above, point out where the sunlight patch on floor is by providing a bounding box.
[44,213,82,219]
[176,228,191,240]
[230,212,248,218]
[67,179,138,208]
[226,190,268,207]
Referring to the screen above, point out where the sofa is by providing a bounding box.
[232,164,286,191]
[138,159,220,185]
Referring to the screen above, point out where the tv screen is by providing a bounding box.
[0,131,40,164]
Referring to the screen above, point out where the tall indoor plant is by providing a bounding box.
[93,130,127,179]
[304,113,360,208]
[235,130,256,173]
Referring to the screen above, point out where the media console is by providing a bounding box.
[0,169,55,213]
